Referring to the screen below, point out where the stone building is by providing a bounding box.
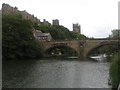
[20,10,40,23]
[73,23,81,34]
[33,29,52,41]
[42,19,51,26]
[2,3,19,14]
[52,19,59,25]
[2,3,40,23]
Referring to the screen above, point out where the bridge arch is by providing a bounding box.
[86,41,119,57]
[44,44,78,57]
[41,40,119,58]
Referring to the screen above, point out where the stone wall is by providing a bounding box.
[2,3,40,23]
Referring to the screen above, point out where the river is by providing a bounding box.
[3,58,111,88]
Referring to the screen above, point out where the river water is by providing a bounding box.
[3,58,111,88]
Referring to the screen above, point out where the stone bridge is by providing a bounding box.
[41,39,120,58]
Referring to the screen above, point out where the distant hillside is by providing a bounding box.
[36,25,87,40]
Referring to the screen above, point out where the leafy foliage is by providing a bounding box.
[109,51,120,89]
[36,25,87,40]
[70,32,87,40]
[2,14,43,60]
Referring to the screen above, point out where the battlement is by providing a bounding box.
[2,3,40,23]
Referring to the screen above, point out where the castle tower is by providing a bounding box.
[52,19,59,25]
[73,23,81,34]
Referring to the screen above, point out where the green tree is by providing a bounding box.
[71,32,87,40]
[2,13,43,60]
[37,25,87,40]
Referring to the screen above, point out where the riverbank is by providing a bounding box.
[109,51,120,89]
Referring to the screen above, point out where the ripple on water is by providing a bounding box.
[3,59,111,88]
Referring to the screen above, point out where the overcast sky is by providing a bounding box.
[1,0,119,38]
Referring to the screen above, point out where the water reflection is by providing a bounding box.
[3,59,111,88]
[90,54,112,61]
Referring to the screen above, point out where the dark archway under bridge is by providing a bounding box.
[44,44,78,57]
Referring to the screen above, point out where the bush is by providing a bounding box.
[109,51,120,89]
